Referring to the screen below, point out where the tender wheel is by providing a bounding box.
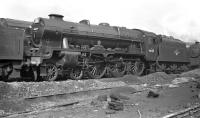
[110,62,126,77]
[87,62,106,79]
[70,68,83,80]
[43,63,58,81]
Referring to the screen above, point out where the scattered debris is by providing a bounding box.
[172,77,194,84]
[0,110,4,115]
[168,84,179,88]
[137,109,142,118]
[91,92,130,113]
[106,93,124,111]
[105,109,116,114]
[196,82,200,89]
[97,94,107,101]
[108,100,124,111]
[147,90,159,98]
[162,104,200,118]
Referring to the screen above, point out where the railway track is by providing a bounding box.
[163,104,200,118]
[0,87,112,118]
[1,75,199,118]
[1,84,145,118]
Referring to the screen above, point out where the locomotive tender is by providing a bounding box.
[0,14,200,81]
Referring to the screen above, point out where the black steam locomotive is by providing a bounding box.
[0,14,200,81]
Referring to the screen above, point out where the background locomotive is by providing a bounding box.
[0,18,37,81]
[1,14,200,81]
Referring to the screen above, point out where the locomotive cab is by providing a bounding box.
[138,30,160,61]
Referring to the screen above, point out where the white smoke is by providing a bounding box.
[160,13,200,42]
[0,0,200,43]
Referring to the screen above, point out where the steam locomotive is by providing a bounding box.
[0,14,200,81]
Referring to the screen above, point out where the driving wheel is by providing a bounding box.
[70,68,83,80]
[43,63,58,81]
[87,62,106,79]
[110,62,126,77]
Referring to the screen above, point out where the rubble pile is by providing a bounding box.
[139,72,174,85]
[91,92,129,113]
[180,69,200,78]
[0,80,126,100]
[107,93,125,111]
[91,86,135,115]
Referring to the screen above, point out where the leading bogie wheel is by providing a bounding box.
[43,63,58,81]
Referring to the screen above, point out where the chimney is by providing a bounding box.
[48,14,64,20]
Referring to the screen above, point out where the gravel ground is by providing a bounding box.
[7,81,200,118]
[138,72,175,85]
[118,75,143,84]
[0,80,126,100]
[1,69,198,100]
[1,68,200,118]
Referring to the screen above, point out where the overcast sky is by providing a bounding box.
[0,0,200,42]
